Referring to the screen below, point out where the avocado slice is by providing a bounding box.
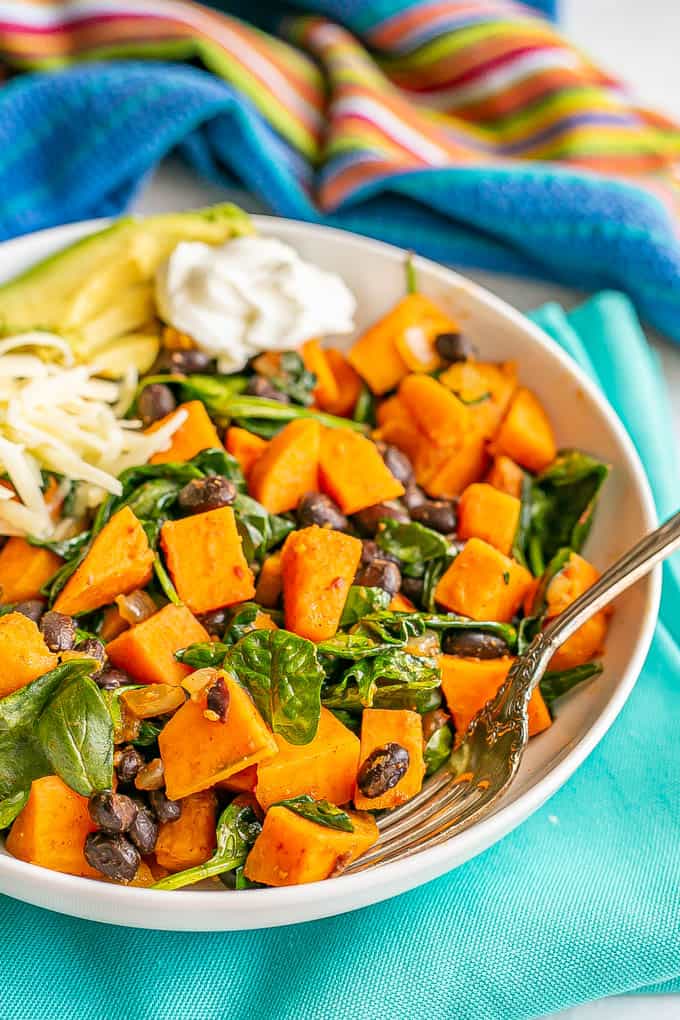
[0,203,253,366]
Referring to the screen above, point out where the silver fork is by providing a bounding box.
[342,509,680,875]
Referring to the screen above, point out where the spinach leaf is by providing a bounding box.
[352,383,376,426]
[421,555,454,612]
[517,548,572,654]
[124,478,181,520]
[275,794,353,833]
[234,494,295,564]
[356,610,517,651]
[151,799,262,891]
[316,633,398,660]
[0,789,29,829]
[511,471,534,568]
[424,722,453,775]
[340,585,391,627]
[38,674,113,797]
[153,554,181,605]
[323,649,441,714]
[0,732,50,801]
[265,351,317,407]
[540,662,603,714]
[176,641,229,670]
[224,602,266,644]
[190,448,247,490]
[227,629,324,745]
[133,721,162,748]
[376,520,449,564]
[28,531,91,560]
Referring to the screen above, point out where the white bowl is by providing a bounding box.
[0,216,660,930]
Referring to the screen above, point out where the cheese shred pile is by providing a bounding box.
[0,334,186,539]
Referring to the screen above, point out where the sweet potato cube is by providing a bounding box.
[348,301,410,395]
[322,349,363,417]
[106,603,209,686]
[434,538,532,622]
[493,387,556,473]
[457,482,521,556]
[543,552,609,670]
[160,505,255,614]
[244,805,378,886]
[487,455,524,498]
[216,764,258,794]
[399,374,471,447]
[6,776,99,878]
[318,428,404,514]
[225,426,268,477]
[249,418,321,514]
[256,707,360,810]
[439,360,517,439]
[159,672,277,800]
[301,339,339,409]
[149,400,222,464]
[374,395,423,465]
[392,294,459,373]
[281,526,362,641]
[0,538,62,604]
[0,613,57,698]
[439,656,551,738]
[53,506,154,616]
[154,790,217,871]
[418,432,490,498]
[354,709,425,811]
[389,593,416,612]
[254,550,283,608]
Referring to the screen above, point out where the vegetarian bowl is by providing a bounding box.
[0,212,659,930]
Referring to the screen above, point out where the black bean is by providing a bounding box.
[88,792,138,833]
[94,667,130,691]
[84,831,140,883]
[379,444,414,486]
[76,638,106,664]
[400,575,424,604]
[205,676,230,723]
[178,476,237,514]
[357,743,410,799]
[353,502,410,537]
[168,349,215,375]
[297,492,349,532]
[403,483,427,511]
[149,789,182,824]
[14,600,45,624]
[196,608,228,638]
[40,610,76,652]
[116,745,145,784]
[434,331,474,363]
[355,559,402,596]
[128,806,159,855]
[360,539,399,566]
[411,499,457,534]
[441,630,510,659]
[246,375,290,403]
[137,383,176,427]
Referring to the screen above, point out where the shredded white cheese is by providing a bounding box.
[0,334,187,539]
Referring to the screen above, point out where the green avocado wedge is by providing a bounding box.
[0,203,253,371]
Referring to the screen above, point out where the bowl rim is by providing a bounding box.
[0,214,661,929]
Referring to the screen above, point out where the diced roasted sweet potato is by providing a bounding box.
[249,418,321,514]
[301,339,339,409]
[256,708,360,810]
[354,708,425,811]
[322,349,363,417]
[159,671,277,800]
[439,656,551,738]
[438,360,517,439]
[225,426,268,477]
[0,612,57,698]
[389,593,416,612]
[493,387,556,473]
[348,300,410,395]
[244,804,378,886]
[106,603,209,686]
[399,374,471,447]
[281,526,362,641]
[434,538,533,622]
[392,295,459,373]
[374,395,423,465]
[149,400,222,464]
[254,550,283,608]
[154,790,217,872]
[160,506,255,614]
[0,538,62,605]
[457,482,521,556]
[6,776,99,878]
[100,605,129,643]
[543,552,609,669]
[53,506,154,616]
[416,432,489,498]
[487,454,524,498]
[215,764,258,794]
[318,428,404,514]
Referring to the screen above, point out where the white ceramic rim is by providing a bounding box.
[0,215,661,930]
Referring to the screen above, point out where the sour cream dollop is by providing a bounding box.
[155,236,356,372]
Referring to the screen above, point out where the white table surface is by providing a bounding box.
[131,3,680,1013]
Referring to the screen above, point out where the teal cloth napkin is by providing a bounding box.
[0,292,678,1020]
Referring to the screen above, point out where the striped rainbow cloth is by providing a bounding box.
[0,0,679,341]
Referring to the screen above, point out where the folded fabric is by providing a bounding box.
[0,1,679,344]
[0,292,677,1020]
